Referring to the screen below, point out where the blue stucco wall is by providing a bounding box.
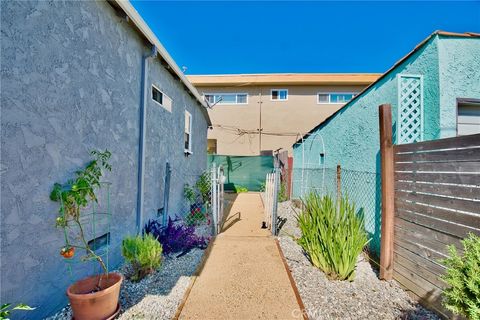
[292,34,480,256]
[0,1,208,318]
[438,36,480,137]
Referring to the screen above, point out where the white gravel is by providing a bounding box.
[277,201,441,320]
[45,248,204,320]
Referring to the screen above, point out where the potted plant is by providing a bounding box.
[50,150,122,320]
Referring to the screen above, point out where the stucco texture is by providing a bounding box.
[292,35,480,255]
[438,36,480,137]
[1,1,208,318]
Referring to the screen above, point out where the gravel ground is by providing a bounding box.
[45,248,204,320]
[277,201,441,320]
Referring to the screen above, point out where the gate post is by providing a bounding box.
[271,166,280,236]
[211,163,218,235]
[379,104,395,280]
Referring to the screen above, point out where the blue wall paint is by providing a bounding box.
[292,35,480,255]
[0,1,208,318]
[438,37,480,137]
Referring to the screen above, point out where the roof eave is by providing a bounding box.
[111,0,212,126]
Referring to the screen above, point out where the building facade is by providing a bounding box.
[292,31,480,255]
[1,1,210,318]
[188,74,380,156]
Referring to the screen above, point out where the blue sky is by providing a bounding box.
[131,1,480,75]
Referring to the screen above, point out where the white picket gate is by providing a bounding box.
[263,168,280,235]
[210,163,225,235]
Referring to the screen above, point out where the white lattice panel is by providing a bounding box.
[398,75,423,144]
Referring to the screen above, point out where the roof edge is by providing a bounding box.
[293,30,480,146]
[111,0,212,126]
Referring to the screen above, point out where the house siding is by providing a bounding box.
[292,34,480,256]
[438,36,480,137]
[292,36,441,255]
[0,1,208,318]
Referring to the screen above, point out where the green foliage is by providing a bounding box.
[50,150,112,274]
[183,184,196,204]
[234,185,248,193]
[441,233,480,319]
[278,181,288,202]
[296,192,369,281]
[0,303,35,320]
[122,234,163,281]
[195,172,211,205]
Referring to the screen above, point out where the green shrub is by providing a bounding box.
[1,303,35,320]
[234,185,248,193]
[278,181,288,202]
[122,234,163,281]
[441,233,480,319]
[296,192,369,281]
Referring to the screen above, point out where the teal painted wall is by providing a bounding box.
[293,35,480,256]
[438,36,480,137]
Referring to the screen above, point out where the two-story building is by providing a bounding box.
[188,73,380,156]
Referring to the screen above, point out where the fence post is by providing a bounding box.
[211,163,218,235]
[272,167,280,235]
[379,104,395,280]
[336,164,341,206]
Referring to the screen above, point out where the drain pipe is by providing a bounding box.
[136,45,157,234]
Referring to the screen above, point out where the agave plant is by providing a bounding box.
[296,192,369,281]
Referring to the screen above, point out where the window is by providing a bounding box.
[152,85,172,112]
[317,93,356,104]
[271,89,288,101]
[184,111,192,153]
[204,93,248,105]
[457,99,480,136]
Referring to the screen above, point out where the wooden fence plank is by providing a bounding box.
[395,171,480,186]
[395,198,480,229]
[394,253,447,289]
[394,133,480,153]
[395,147,480,163]
[395,161,480,173]
[393,271,451,319]
[394,218,464,248]
[393,244,446,275]
[395,225,463,257]
[395,181,480,201]
[396,210,479,239]
[394,237,448,263]
[396,190,480,214]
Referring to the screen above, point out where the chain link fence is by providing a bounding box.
[292,166,382,258]
[170,168,214,237]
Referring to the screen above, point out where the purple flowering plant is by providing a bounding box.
[144,217,209,257]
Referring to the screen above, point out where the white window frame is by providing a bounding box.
[317,92,357,104]
[184,110,193,154]
[203,93,248,105]
[271,89,288,101]
[151,84,172,112]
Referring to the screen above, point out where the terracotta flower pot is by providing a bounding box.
[67,272,122,320]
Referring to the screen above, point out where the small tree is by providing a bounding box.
[50,150,112,288]
[441,233,480,320]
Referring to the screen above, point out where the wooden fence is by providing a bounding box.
[378,104,480,318]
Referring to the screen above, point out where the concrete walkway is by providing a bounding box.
[177,193,303,320]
